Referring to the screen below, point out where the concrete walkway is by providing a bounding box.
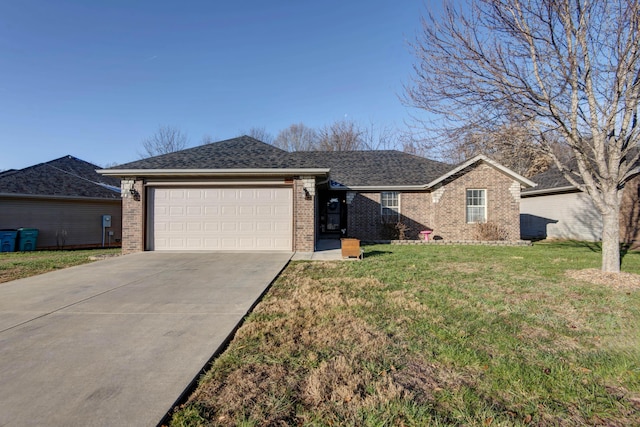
[291,239,352,261]
[0,252,291,427]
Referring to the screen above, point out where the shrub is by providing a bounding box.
[474,221,508,240]
[381,221,410,240]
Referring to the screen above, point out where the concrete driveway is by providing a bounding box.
[0,251,291,426]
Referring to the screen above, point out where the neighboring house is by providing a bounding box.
[521,167,640,245]
[0,156,122,249]
[99,136,536,254]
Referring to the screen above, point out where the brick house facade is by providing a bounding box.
[101,136,535,254]
[344,163,522,242]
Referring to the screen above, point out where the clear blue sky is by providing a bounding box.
[0,1,430,170]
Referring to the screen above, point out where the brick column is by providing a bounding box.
[121,178,145,254]
[293,178,315,252]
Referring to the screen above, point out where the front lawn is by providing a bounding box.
[171,243,640,426]
[0,248,121,283]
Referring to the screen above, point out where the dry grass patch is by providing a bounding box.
[566,268,640,290]
[170,244,640,427]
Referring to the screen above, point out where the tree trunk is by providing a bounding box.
[601,207,621,273]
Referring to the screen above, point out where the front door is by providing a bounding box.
[319,191,347,237]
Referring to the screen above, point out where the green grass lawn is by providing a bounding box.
[0,248,121,283]
[171,242,640,426]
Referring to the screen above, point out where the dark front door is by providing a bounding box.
[319,191,347,237]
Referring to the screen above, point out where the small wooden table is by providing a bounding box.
[341,238,363,259]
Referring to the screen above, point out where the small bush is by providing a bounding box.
[382,221,410,240]
[474,221,508,240]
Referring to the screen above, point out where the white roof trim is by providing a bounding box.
[0,193,121,202]
[98,168,331,177]
[425,154,537,188]
[330,184,428,191]
[521,185,579,197]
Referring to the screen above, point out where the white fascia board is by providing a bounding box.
[97,168,331,177]
[425,154,537,189]
[331,184,428,191]
[521,185,579,197]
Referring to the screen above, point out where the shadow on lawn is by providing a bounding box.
[362,250,393,258]
[535,239,639,266]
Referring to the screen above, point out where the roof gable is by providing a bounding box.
[427,154,537,189]
[0,156,121,199]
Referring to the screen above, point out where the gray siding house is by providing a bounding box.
[521,167,640,245]
[0,156,122,249]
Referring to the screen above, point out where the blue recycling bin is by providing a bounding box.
[0,230,18,252]
[17,228,39,251]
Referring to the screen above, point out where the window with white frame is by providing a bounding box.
[381,191,400,221]
[466,189,486,223]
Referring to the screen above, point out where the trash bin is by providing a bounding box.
[0,230,18,252]
[17,228,39,251]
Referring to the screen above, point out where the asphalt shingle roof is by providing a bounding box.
[108,136,453,188]
[113,136,295,169]
[290,150,452,187]
[0,156,121,199]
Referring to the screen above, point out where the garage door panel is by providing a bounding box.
[204,206,219,215]
[186,222,202,232]
[169,206,184,216]
[204,222,220,232]
[150,187,292,251]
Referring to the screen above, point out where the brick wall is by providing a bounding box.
[347,192,431,240]
[432,163,521,240]
[121,178,145,254]
[293,178,315,251]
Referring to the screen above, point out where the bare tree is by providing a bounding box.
[317,119,364,151]
[140,125,189,158]
[273,123,318,151]
[361,122,400,151]
[405,0,640,273]
[445,122,551,177]
[201,134,218,145]
[244,126,274,144]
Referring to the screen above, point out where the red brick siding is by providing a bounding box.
[345,163,522,241]
[121,179,145,254]
[347,192,431,240]
[293,178,315,251]
[432,163,521,240]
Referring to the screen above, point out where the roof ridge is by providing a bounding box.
[44,163,119,193]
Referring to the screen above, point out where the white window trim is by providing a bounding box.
[466,189,487,223]
[381,191,400,222]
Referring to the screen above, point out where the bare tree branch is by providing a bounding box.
[273,123,318,151]
[139,125,189,158]
[405,0,640,272]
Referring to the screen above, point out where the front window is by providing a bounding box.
[466,189,486,223]
[381,191,400,221]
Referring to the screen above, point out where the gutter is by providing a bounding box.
[0,193,121,202]
[330,184,429,191]
[97,168,331,177]
[520,186,579,197]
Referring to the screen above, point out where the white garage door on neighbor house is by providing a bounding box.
[148,187,293,251]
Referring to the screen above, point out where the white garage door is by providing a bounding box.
[149,187,293,251]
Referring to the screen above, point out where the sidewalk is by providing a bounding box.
[292,239,360,261]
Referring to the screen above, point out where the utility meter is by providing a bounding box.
[102,215,112,228]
